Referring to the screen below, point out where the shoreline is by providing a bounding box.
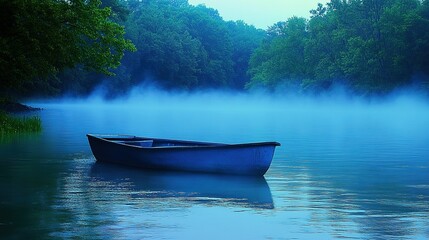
[0,100,41,113]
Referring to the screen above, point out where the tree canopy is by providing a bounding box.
[121,0,263,91]
[248,0,429,94]
[0,0,135,96]
[32,0,264,96]
[2,0,429,97]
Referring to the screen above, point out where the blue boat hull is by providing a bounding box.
[87,134,280,176]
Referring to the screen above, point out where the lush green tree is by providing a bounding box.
[0,0,135,96]
[3,0,428,97]
[411,0,429,76]
[248,17,308,90]
[227,20,265,89]
[121,1,243,90]
[22,0,267,95]
[248,0,429,94]
[304,2,347,90]
[124,0,203,89]
[180,5,233,87]
[332,0,423,92]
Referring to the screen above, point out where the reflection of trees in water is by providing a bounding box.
[271,158,429,239]
[0,136,66,239]
[50,160,119,239]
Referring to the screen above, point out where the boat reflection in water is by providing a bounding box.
[89,162,274,209]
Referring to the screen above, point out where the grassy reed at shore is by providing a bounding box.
[0,112,42,133]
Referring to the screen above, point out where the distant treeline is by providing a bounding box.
[58,0,265,96]
[1,0,429,97]
[249,0,429,94]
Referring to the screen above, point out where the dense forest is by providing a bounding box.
[58,0,265,96]
[1,0,429,98]
[248,0,429,94]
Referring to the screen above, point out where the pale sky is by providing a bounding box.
[188,0,330,29]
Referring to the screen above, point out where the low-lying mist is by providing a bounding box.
[31,85,429,142]
[27,85,429,164]
[35,84,429,117]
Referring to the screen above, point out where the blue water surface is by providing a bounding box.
[1,93,428,239]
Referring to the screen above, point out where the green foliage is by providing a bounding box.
[227,21,265,89]
[122,0,239,90]
[4,0,427,96]
[124,0,204,89]
[248,17,308,90]
[248,0,429,94]
[0,112,41,133]
[0,0,135,96]
[88,0,264,92]
[182,5,233,87]
[2,0,264,96]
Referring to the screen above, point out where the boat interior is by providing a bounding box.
[112,138,223,148]
[89,134,280,148]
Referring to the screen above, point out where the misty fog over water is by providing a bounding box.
[1,90,429,239]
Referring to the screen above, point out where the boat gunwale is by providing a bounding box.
[87,134,281,150]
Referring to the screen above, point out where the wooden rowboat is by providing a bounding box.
[87,134,280,176]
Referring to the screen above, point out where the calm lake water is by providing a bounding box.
[1,93,429,239]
